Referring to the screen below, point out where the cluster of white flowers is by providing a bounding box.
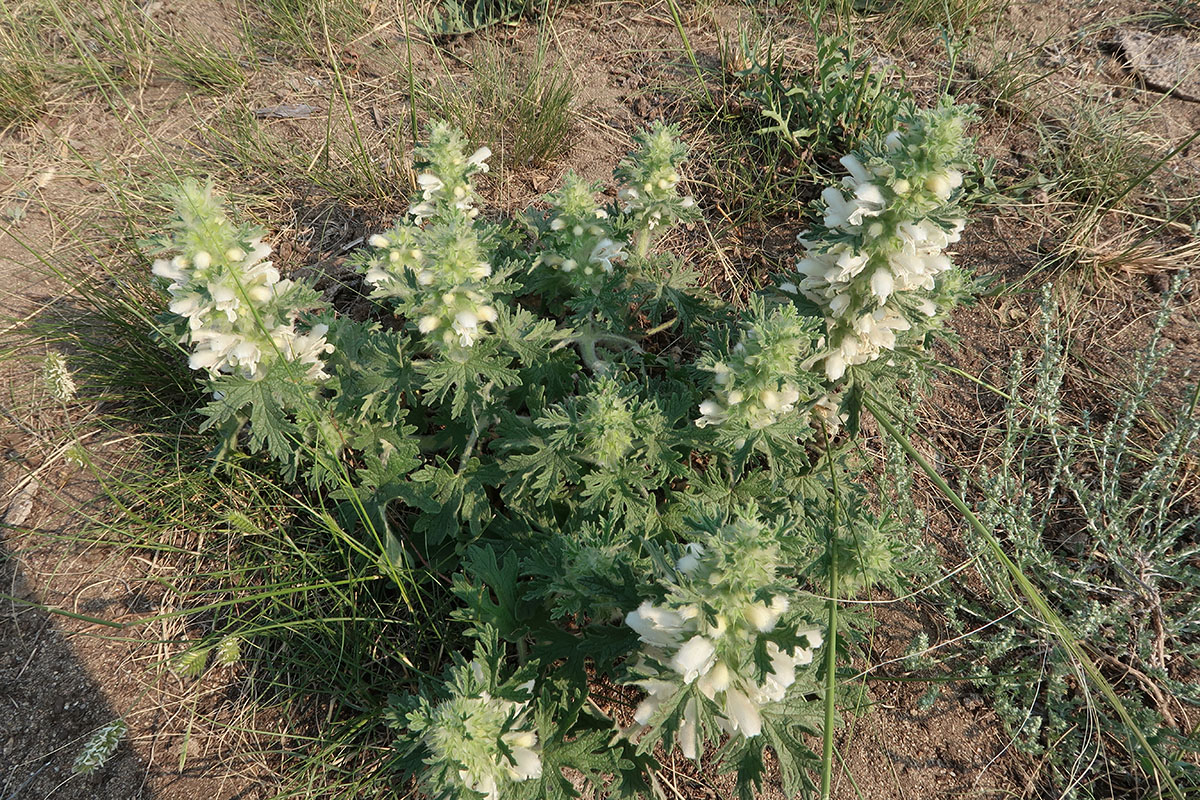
[531,174,627,291]
[408,123,491,224]
[150,182,333,382]
[617,168,694,231]
[693,300,820,433]
[614,123,697,255]
[696,359,803,430]
[362,223,499,349]
[784,105,972,382]
[410,660,541,800]
[360,128,504,350]
[624,519,823,759]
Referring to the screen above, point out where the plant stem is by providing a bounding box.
[820,529,838,800]
[572,322,645,374]
[820,425,842,800]
[458,381,495,473]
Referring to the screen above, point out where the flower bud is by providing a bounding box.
[925,172,952,199]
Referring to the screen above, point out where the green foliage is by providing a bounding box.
[855,0,1001,43]
[697,16,912,229]
[733,19,911,168]
[941,286,1200,795]
[423,0,528,36]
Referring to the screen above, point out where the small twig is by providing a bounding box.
[1091,652,1178,729]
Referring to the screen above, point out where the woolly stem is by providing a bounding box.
[635,227,651,260]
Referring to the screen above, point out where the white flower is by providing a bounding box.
[468,146,492,172]
[824,350,847,382]
[697,660,731,700]
[854,307,911,351]
[209,282,240,321]
[169,292,211,329]
[839,154,873,184]
[925,169,963,200]
[452,310,480,347]
[415,661,541,800]
[820,184,885,231]
[152,257,186,283]
[789,108,972,384]
[417,172,444,196]
[625,601,690,648]
[408,199,436,222]
[624,535,824,761]
[678,698,701,759]
[499,726,541,785]
[723,688,762,738]
[812,394,848,435]
[670,636,717,683]
[743,597,787,632]
[870,268,895,302]
[759,386,799,414]
[151,183,333,385]
[273,323,335,381]
[676,543,705,575]
[695,399,727,428]
[589,238,625,273]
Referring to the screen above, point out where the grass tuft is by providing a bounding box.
[247,0,373,64]
[682,14,909,231]
[0,62,45,129]
[156,38,247,94]
[424,37,575,172]
[858,0,1002,44]
[1036,99,1161,213]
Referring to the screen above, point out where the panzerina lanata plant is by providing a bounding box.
[143,104,977,798]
